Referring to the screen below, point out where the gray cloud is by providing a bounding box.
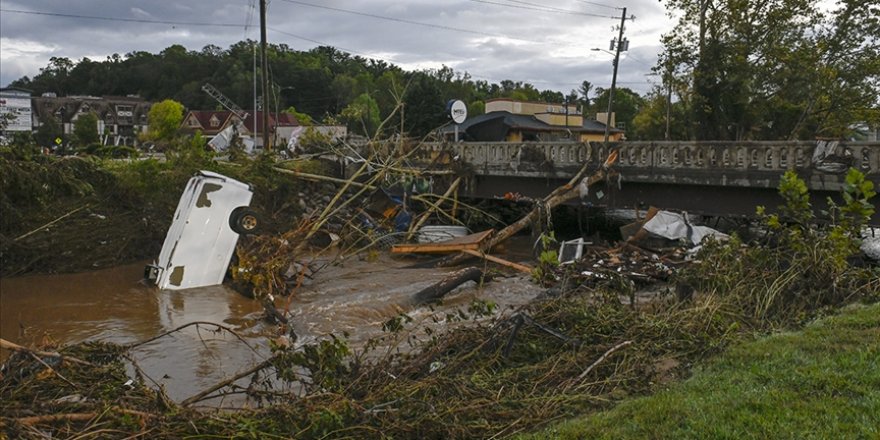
[1,0,669,95]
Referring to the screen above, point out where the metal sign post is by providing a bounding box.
[447,99,467,142]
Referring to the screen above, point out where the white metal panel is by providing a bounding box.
[155,171,252,290]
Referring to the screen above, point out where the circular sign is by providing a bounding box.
[447,99,467,124]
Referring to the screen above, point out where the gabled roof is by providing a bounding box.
[183,110,237,132]
[181,110,301,134]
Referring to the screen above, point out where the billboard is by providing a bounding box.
[0,96,32,132]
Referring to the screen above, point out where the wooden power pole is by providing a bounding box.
[260,0,270,150]
[603,7,627,144]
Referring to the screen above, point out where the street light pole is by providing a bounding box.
[604,7,627,144]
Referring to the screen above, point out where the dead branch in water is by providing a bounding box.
[124,322,264,358]
[180,359,274,407]
[0,338,94,366]
[410,266,487,305]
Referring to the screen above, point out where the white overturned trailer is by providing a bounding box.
[145,171,259,290]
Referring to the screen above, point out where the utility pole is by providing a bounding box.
[603,7,627,144]
[259,0,270,151]
[665,59,672,140]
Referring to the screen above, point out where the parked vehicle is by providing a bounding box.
[144,171,259,290]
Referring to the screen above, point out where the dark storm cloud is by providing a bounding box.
[1,0,668,94]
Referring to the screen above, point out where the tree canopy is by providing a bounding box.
[9,17,878,141]
[659,0,880,140]
[147,99,184,142]
[72,112,99,146]
[9,42,611,138]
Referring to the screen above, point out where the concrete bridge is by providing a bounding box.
[419,141,880,224]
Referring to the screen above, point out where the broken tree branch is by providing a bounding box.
[0,338,94,367]
[576,340,633,381]
[407,176,462,240]
[12,409,154,426]
[271,167,376,189]
[14,205,90,242]
[410,266,486,305]
[125,322,263,358]
[438,149,618,267]
[461,249,532,273]
[28,352,77,388]
[180,359,273,407]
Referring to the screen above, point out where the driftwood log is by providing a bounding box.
[410,267,486,305]
[439,150,619,268]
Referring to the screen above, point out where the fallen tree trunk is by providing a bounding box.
[439,150,619,268]
[410,267,486,305]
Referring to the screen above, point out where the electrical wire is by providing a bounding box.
[466,0,618,18]
[2,7,651,94]
[244,0,257,38]
[268,26,603,90]
[570,0,622,10]
[0,8,246,28]
[274,0,596,46]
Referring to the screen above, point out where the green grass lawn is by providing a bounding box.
[522,303,880,440]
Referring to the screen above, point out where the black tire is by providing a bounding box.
[230,207,261,235]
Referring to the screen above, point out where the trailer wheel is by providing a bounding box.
[230,207,261,235]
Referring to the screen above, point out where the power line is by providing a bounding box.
[0,8,651,94]
[467,0,618,18]
[275,0,578,46]
[244,0,257,37]
[268,27,603,91]
[0,8,246,28]
[570,0,622,10]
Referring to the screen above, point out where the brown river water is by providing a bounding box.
[1,242,541,405]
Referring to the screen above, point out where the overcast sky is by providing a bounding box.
[0,0,672,96]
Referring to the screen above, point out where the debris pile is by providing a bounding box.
[571,244,680,288]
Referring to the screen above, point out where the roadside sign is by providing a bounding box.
[55,137,62,145]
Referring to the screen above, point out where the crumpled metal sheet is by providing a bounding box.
[642,210,729,246]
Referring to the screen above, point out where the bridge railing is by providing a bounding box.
[421,141,880,175]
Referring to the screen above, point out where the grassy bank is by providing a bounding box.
[524,302,880,439]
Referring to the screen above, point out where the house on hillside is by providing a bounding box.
[179,110,301,148]
[31,94,152,146]
[442,98,623,142]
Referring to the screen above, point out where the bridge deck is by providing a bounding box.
[417,141,880,223]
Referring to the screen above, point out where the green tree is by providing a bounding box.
[661,0,880,140]
[34,116,62,147]
[403,72,446,137]
[578,80,593,114]
[284,106,313,126]
[340,93,381,137]
[147,99,184,141]
[592,87,645,133]
[73,112,100,147]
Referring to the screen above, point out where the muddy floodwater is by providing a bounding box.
[1,243,541,404]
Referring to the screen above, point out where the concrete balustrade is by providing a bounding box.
[421,140,880,191]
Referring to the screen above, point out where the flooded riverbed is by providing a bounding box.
[1,245,541,404]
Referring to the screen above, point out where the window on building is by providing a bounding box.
[209,116,220,127]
